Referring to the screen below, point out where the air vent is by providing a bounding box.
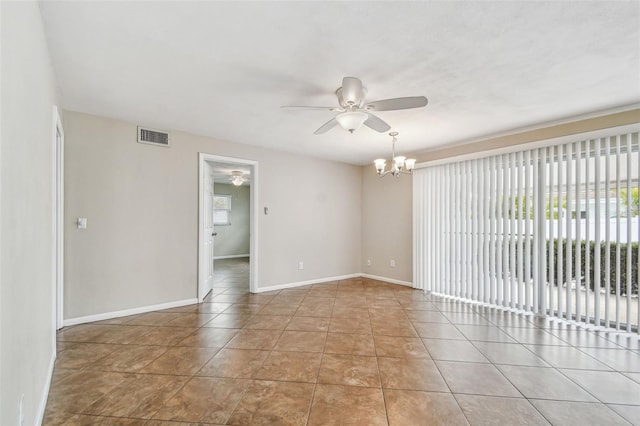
[137,126,170,147]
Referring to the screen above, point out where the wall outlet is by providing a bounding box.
[298,261,304,270]
[367,259,371,267]
[390,259,396,268]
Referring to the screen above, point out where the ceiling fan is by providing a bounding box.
[281,77,428,135]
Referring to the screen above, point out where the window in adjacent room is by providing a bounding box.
[213,194,231,225]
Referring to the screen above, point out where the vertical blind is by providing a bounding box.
[414,131,639,333]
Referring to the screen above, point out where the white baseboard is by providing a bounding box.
[63,298,198,327]
[254,273,361,293]
[214,254,250,260]
[360,273,414,287]
[36,351,56,425]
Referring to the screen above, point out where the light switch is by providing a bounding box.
[264,207,269,215]
[77,217,87,229]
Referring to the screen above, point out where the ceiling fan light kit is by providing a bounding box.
[336,111,368,133]
[281,76,428,135]
[375,132,416,178]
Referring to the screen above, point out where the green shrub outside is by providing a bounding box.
[503,238,638,295]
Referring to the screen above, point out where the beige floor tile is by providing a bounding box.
[82,374,187,418]
[244,314,292,330]
[318,354,380,387]
[176,327,238,348]
[193,302,233,313]
[412,322,466,339]
[286,316,330,332]
[53,343,118,369]
[436,361,521,397]
[524,344,612,370]
[608,404,640,425]
[227,380,314,425]
[152,376,250,424]
[384,389,468,426]
[57,325,151,344]
[329,317,372,334]
[44,413,146,425]
[225,329,282,350]
[140,346,218,375]
[422,338,489,363]
[222,303,263,314]
[579,347,640,373]
[497,365,597,402]
[371,322,418,337]
[166,313,217,328]
[378,357,449,392]
[405,310,450,323]
[374,335,430,358]
[273,331,327,352]
[255,351,322,383]
[325,333,376,356]
[45,369,129,413]
[307,384,387,426]
[257,304,299,316]
[197,348,269,378]
[135,326,198,346]
[472,341,549,366]
[531,400,630,426]
[89,345,168,372]
[202,313,253,328]
[127,312,183,326]
[560,369,640,405]
[331,306,370,319]
[456,394,550,426]
[500,327,568,346]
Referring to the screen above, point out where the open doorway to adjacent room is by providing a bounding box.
[198,153,257,301]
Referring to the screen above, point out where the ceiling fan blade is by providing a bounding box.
[341,77,363,105]
[365,96,428,111]
[281,106,337,111]
[363,113,391,133]
[314,117,338,135]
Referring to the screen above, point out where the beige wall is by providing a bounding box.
[1,1,59,424]
[212,183,250,257]
[361,167,413,283]
[63,111,362,319]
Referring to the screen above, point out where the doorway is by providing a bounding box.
[53,107,64,330]
[198,153,258,301]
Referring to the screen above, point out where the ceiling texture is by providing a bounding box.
[39,1,640,165]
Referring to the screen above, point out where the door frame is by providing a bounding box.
[198,153,258,300]
[52,106,64,330]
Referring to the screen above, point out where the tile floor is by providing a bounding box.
[45,258,640,425]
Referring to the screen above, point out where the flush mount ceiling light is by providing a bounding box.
[374,132,416,178]
[230,171,245,186]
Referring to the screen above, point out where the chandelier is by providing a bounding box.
[374,132,416,177]
[230,171,245,186]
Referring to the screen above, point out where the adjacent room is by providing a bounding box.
[2,1,639,425]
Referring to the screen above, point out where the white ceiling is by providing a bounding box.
[39,1,640,165]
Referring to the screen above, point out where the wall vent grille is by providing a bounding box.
[137,126,170,147]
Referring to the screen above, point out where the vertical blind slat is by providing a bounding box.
[575,141,582,323]
[566,142,573,320]
[594,138,602,325]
